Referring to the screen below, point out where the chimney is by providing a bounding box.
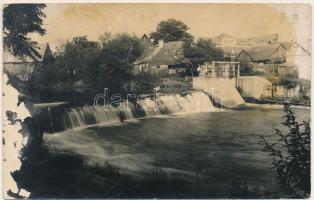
[158,40,164,48]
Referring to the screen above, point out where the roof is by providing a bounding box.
[3,43,53,63]
[134,41,191,65]
[141,34,154,47]
[211,33,280,47]
[237,44,286,61]
[212,33,235,45]
[236,38,253,46]
[275,42,293,50]
[249,34,279,43]
[42,43,54,63]
[220,46,251,55]
[273,41,311,55]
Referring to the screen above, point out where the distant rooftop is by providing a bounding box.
[135,40,190,65]
[212,33,279,46]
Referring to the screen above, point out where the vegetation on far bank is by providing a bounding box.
[26,19,223,105]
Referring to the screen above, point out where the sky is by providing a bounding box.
[30,3,311,51]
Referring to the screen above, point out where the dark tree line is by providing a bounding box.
[150,18,224,65]
[27,18,224,104]
[29,34,144,104]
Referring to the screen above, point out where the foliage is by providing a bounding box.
[239,62,267,77]
[150,18,194,44]
[260,105,310,197]
[184,38,224,65]
[3,4,46,61]
[98,33,144,95]
[29,36,101,103]
[277,73,299,88]
[226,179,267,198]
[29,34,143,104]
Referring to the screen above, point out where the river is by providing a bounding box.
[43,106,310,196]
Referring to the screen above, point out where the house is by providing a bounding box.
[3,43,54,80]
[235,44,286,64]
[274,41,311,80]
[236,41,311,80]
[132,40,192,76]
[212,33,238,48]
[235,44,287,80]
[211,34,280,60]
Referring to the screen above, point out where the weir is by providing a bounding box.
[61,102,135,129]
[56,91,216,131]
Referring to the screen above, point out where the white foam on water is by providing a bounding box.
[59,92,218,131]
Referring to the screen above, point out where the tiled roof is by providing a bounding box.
[134,41,191,65]
[239,44,285,61]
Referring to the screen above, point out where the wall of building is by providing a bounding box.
[285,46,311,80]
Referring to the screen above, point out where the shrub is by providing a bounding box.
[260,104,310,197]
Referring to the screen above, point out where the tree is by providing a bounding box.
[260,105,310,197]
[184,38,224,65]
[29,36,102,103]
[98,33,143,94]
[3,4,46,61]
[57,36,101,84]
[29,34,143,104]
[150,19,194,44]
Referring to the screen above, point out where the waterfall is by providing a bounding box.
[61,102,135,129]
[158,92,215,114]
[58,92,216,130]
[137,98,162,116]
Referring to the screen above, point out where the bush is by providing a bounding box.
[260,105,310,197]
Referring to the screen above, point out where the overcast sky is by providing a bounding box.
[30,3,311,51]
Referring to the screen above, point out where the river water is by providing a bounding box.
[44,106,310,195]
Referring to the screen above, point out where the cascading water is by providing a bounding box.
[57,91,216,131]
[61,102,135,129]
[158,92,216,114]
[137,98,162,116]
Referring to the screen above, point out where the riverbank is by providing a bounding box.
[245,102,311,110]
[243,97,311,108]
